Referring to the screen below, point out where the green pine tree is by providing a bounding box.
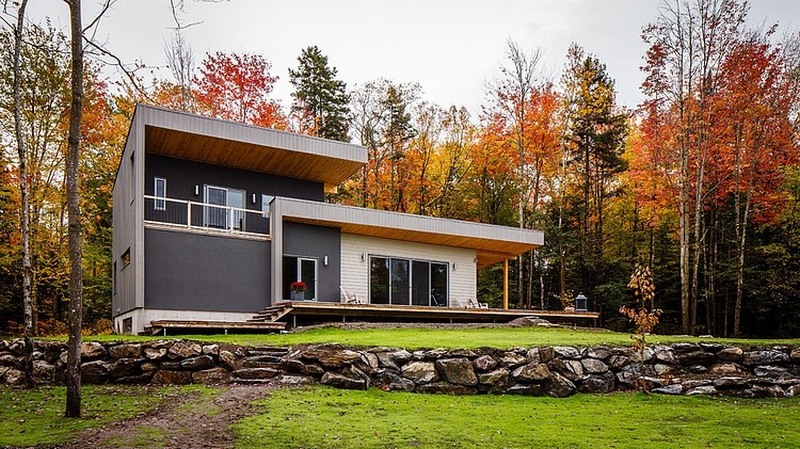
[289,46,350,142]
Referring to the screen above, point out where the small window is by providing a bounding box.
[122,318,133,334]
[262,194,274,217]
[129,152,135,204]
[121,248,131,269]
[154,177,167,210]
[112,261,117,294]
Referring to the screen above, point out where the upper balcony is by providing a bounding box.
[143,195,270,240]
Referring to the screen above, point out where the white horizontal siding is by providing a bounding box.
[341,234,476,307]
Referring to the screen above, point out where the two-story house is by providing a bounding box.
[112,105,544,334]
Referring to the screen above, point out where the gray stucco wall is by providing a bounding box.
[144,154,325,208]
[144,228,270,312]
[283,222,341,302]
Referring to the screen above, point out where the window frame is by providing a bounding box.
[153,177,167,211]
[369,255,449,307]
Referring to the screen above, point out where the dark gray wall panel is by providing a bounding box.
[145,228,270,312]
[283,222,341,302]
[144,154,324,206]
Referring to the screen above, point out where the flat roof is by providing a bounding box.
[274,197,544,268]
[134,104,367,189]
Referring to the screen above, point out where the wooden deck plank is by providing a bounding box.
[273,301,599,323]
[149,320,287,330]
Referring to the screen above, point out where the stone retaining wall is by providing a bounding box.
[1,339,798,398]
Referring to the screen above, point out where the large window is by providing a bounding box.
[369,256,448,307]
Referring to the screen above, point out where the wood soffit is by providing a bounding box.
[285,216,539,269]
[144,125,364,186]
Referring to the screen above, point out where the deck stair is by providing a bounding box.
[248,302,294,324]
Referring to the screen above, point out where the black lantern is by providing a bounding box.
[575,293,588,312]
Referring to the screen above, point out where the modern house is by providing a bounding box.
[111,104,545,334]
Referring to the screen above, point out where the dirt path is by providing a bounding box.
[55,384,274,449]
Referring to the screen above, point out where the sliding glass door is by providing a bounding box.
[370,256,448,307]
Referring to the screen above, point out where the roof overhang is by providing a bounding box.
[274,197,544,268]
[135,104,367,189]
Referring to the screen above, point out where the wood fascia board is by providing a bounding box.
[276,197,544,258]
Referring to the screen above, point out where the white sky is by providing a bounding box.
[26,0,800,117]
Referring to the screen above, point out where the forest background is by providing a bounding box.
[1,0,799,338]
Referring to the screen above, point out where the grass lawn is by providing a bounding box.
[81,326,800,350]
[236,386,800,449]
[0,384,202,448]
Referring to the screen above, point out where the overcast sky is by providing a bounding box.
[27,0,800,117]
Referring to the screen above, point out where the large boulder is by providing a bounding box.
[192,367,232,385]
[320,371,367,390]
[233,368,279,380]
[577,372,615,394]
[580,358,609,375]
[180,355,215,371]
[401,361,439,384]
[742,350,789,366]
[375,349,413,370]
[553,346,581,360]
[81,360,110,384]
[677,350,715,366]
[218,350,239,371]
[301,346,361,368]
[168,341,202,359]
[544,372,576,397]
[511,363,550,383]
[549,359,584,382]
[151,370,192,385]
[108,343,142,360]
[435,358,478,386]
[108,358,141,379]
[716,347,744,363]
[473,355,497,373]
[583,347,611,360]
[500,352,527,368]
[478,369,510,390]
[80,342,107,360]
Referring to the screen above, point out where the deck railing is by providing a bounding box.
[143,195,270,237]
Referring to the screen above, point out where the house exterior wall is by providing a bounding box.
[112,119,140,317]
[340,234,477,307]
[283,222,341,302]
[144,228,270,312]
[144,154,325,205]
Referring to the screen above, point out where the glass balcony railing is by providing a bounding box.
[143,195,270,237]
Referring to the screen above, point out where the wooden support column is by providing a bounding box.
[503,259,509,310]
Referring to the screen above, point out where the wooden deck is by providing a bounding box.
[142,302,600,335]
[259,301,600,327]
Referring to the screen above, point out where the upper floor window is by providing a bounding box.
[154,177,167,210]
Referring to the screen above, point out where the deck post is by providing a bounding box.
[503,259,509,310]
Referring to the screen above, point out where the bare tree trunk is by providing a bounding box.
[11,0,34,389]
[65,0,85,418]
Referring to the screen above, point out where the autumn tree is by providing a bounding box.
[486,40,543,307]
[348,79,419,210]
[641,0,748,334]
[194,51,285,128]
[289,46,350,141]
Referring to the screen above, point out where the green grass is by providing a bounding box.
[235,386,800,449]
[79,326,800,350]
[0,385,177,447]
